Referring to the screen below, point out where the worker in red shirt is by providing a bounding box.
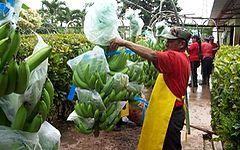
[188,35,200,87]
[109,26,191,150]
[209,35,220,59]
[201,37,213,85]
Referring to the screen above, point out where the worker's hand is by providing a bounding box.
[109,38,127,51]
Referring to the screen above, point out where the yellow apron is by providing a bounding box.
[138,74,178,150]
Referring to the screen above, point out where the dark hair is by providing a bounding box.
[192,35,199,40]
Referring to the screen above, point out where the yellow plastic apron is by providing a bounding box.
[138,74,178,150]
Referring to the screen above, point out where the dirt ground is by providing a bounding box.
[55,85,223,150]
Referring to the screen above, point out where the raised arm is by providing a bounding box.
[109,38,157,63]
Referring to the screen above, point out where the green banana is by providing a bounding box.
[5,60,18,94]
[100,111,107,122]
[26,46,52,72]
[83,64,90,85]
[42,88,51,112]
[95,79,102,93]
[108,89,116,102]
[11,103,28,130]
[37,100,48,121]
[72,70,89,89]
[25,114,43,133]
[104,124,115,132]
[0,72,8,96]
[106,103,117,117]
[44,78,54,105]
[15,61,30,94]
[87,103,94,118]
[89,73,96,89]
[96,72,104,89]
[0,28,20,71]
[26,102,39,123]
[0,37,10,58]
[94,109,100,121]
[103,96,110,105]
[0,107,11,126]
[0,22,11,40]
[115,89,128,101]
[105,115,121,132]
[75,64,87,83]
[101,77,113,95]
[100,72,107,84]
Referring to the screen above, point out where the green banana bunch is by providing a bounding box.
[26,46,52,72]
[15,61,30,94]
[11,103,28,130]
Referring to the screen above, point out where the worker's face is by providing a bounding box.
[192,38,197,42]
[166,39,186,51]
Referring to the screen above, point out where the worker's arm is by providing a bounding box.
[109,38,157,63]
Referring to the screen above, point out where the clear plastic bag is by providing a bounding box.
[112,73,129,92]
[67,46,110,75]
[76,89,106,112]
[127,82,144,94]
[0,121,61,150]
[83,0,120,46]
[126,9,144,37]
[38,121,61,150]
[0,33,49,122]
[0,125,41,150]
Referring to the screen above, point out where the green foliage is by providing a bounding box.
[211,45,240,149]
[19,34,94,120]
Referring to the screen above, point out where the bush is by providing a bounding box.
[211,45,240,149]
[19,33,94,121]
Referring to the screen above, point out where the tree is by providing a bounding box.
[40,0,67,25]
[120,0,182,26]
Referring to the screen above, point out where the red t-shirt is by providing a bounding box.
[188,42,199,61]
[154,50,190,107]
[201,42,213,59]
